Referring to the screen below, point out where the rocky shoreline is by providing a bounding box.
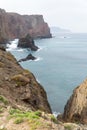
[0,7,87,130]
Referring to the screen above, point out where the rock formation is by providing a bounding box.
[0,47,51,113]
[18,54,36,62]
[63,79,87,124]
[18,34,38,51]
[0,8,52,44]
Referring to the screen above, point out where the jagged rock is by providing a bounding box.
[0,8,52,43]
[18,34,38,51]
[0,45,6,51]
[18,54,36,62]
[63,79,87,124]
[0,48,52,113]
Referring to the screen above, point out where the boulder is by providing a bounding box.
[17,34,38,51]
[18,54,36,62]
[63,79,87,124]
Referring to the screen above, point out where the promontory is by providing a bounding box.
[0,8,52,44]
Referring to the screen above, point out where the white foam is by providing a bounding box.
[35,57,42,62]
[53,111,61,118]
[37,46,47,52]
[16,49,24,52]
[36,78,40,83]
[37,46,43,52]
[6,39,19,51]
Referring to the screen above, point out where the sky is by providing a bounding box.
[1,0,87,32]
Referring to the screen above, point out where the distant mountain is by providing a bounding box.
[50,26,71,34]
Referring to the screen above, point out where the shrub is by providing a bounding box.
[14,117,24,124]
[50,115,58,123]
[0,95,8,105]
[64,125,72,130]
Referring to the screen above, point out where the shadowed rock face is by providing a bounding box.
[18,54,36,62]
[0,8,52,44]
[63,79,87,124]
[18,34,38,51]
[0,48,52,113]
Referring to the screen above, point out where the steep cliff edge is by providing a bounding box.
[0,47,51,113]
[0,8,52,43]
[63,79,87,124]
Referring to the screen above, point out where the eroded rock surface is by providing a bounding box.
[63,79,87,124]
[0,8,52,44]
[0,48,51,113]
[18,34,38,51]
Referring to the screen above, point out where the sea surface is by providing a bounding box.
[6,32,87,114]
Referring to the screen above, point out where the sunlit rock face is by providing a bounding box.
[63,79,87,124]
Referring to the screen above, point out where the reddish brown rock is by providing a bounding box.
[0,8,52,44]
[63,79,87,124]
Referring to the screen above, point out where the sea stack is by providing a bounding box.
[18,34,38,51]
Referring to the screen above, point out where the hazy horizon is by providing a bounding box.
[1,0,87,33]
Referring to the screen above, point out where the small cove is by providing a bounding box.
[7,32,87,113]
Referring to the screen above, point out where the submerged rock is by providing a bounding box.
[17,34,39,51]
[18,54,36,62]
[63,79,87,124]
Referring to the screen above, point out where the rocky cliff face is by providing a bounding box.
[63,79,87,124]
[0,8,52,43]
[18,34,39,51]
[0,47,51,113]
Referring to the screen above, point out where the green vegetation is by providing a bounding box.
[29,119,42,130]
[14,117,24,124]
[0,107,4,113]
[0,128,7,130]
[0,95,8,105]
[64,125,73,130]
[9,108,42,129]
[50,115,58,123]
[8,108,58,130]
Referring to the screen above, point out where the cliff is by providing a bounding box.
[0,8,52,43]
[63,79,87,124]
[0,47,51,113]
[0,41,87,130]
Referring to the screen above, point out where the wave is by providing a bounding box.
[53,111,61,117]
[35,57,42,62]
[37,46,43,52]
[37,46,47,52]
[6,39,19,51]
[36,78,40,83]
[16,48,24,52]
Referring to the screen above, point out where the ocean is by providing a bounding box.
[6,31,87,114]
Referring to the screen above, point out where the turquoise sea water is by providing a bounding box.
[7,32,87,113]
